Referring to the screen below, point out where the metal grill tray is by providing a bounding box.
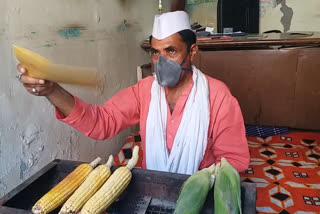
[0,159,256,214]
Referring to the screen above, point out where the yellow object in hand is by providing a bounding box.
[13,45,97,86]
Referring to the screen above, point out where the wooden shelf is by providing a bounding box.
[141,32,320,50]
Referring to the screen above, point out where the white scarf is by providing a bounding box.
[145,65,210,175]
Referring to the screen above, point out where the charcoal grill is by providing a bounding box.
[0,159,256,214]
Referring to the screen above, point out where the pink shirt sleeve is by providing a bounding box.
[200,79,250,172]
[55,84,141,140]
[212,96,250,172]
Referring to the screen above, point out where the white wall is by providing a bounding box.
[260,0,320,33]
[186,0,320,33]
[0,0,171,197]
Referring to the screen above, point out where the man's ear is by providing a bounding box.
[190,43,198,61]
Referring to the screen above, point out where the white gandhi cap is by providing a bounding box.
[152,11,191,40]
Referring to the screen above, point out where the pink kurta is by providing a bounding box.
[56,74,250,172]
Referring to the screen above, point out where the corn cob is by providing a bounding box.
[81,145,139,214]
[174,164,216,214]
[214,157,242,214]
[59,155,114,214]
[31,157,101,214]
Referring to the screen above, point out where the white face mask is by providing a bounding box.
[154,55,192,87]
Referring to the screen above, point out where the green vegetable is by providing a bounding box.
[174,164,216,214]
[214,157,242,214]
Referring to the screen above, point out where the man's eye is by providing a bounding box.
[168,50,176,55]
[151,50,159,55]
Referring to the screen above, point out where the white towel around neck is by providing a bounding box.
[145,65,210,175]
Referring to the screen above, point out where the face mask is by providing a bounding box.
[155,55,192,87]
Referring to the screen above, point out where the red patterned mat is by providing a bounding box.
[240,132,320,214]
[114,132,320,213]
[113,132,143,168]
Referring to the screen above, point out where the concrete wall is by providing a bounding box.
[186,0,218,30]
[0,0,171,197]
[260,0,320,33]
[186,0,320,33]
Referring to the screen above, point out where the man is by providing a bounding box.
[17,11,249,175]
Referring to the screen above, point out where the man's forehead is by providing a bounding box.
[151,33,184,49]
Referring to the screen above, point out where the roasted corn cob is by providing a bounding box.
[174,163,216,214]
[31,157,101,214]
[59,155,114,214]
[81,145,139,214]
[214,157,242,214]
